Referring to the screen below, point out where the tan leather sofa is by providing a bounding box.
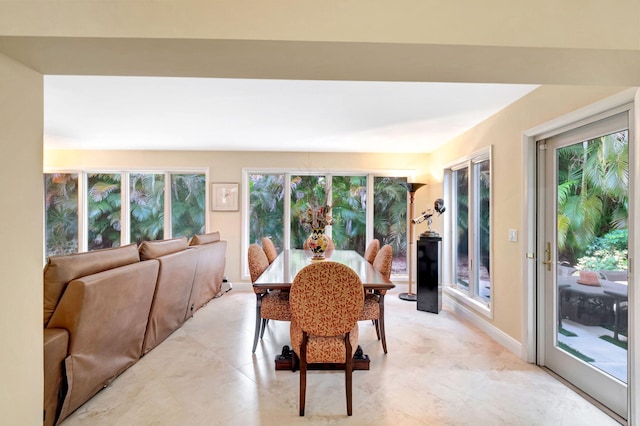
[189,231,228,311]
[43,232,227,426]
[139,237,199,354]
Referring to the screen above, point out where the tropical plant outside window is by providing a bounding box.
[130,173,165,244]
[290,175,328,249]
[44,171,206,256]
[171,174,206,239]
[248,172,409,275]
[331,176,367,253]
[45,173,79,257]
[248,174,285,250]
[373,176,408,274]
[87,173,122,251]
[557,131,628,271]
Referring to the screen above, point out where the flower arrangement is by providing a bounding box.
[300,203,334,230]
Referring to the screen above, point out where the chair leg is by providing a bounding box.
[379,294,388,354]
[345,332,353,416]
[299,333,308,416]
[259,318,268,338]
[374,319,380,340]
[252,297,262,353]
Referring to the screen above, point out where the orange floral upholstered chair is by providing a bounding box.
[358,244,393,353]
[289,261,364,416]
[261,237,278,264]
[248,244,291,353]
[363,239,380,264]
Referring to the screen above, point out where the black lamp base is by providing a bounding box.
[399,292,417,301]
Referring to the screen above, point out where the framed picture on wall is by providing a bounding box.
[211,183,239,211]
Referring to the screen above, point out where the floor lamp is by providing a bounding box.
[399,182,426,301]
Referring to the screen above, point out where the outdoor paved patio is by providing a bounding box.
[558,319,627,383]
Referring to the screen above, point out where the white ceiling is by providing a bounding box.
[44,76,538,154]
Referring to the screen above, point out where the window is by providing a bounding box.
[171,174,206,239]
[248,173,285,250]
[87,173,122,250]
[44,171,206,255]
[44,173,79,256]
[445,148,492,312]
[373,176,408,275]
[245,170,410,277]
[130,173,165,244]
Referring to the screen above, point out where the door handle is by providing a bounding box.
[542,242,552,271]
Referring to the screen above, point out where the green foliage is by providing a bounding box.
[249,174,285,249]
[171,174,206,239]
[576,229,628,271]
[373,177,408,273]
[248,174,408,272]
[331,176,366,253]
[87,173,122,250]
[45,173,79,256]
[130,173,165,244]
[557,132,628,265]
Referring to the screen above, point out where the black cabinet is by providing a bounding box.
[416,236,442,313]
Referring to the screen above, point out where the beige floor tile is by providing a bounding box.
[61,286,620,426]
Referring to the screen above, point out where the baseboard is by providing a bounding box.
[444,296,524,359]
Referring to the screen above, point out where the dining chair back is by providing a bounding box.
[289,261,364,416]
[364,239,380,264]
[372,244,393,280]
[248,244,269,283]
[261,237,278,264]
[359,244,393,353]
[249,243,291,353]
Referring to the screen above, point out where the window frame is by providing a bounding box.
[443,146,493,318]
[43,167,209,256]
[242,168,412,281]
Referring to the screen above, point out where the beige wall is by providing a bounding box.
[429,85,627,340]
[1,0,637,50]
[0,53,43,424]
[45,149,431,283]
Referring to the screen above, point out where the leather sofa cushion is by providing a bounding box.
[43,244,140,327]
[44,328,69,426]
[139,237,188,260]
[190,240,227,311]
[50,260,160,422]
[189,231,221,245]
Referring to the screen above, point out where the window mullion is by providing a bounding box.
[121,173,130,245]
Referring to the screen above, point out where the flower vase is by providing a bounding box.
[306,227,329,261]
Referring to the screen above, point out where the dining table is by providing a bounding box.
[253,248,395,370]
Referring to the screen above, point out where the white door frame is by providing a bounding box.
[521,88,639,424]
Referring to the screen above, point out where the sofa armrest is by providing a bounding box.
[44,328,69,426]
[48,260,159,422]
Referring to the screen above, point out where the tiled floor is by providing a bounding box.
[61,285,620,425]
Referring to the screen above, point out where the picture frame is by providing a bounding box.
[211,183,239,211]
